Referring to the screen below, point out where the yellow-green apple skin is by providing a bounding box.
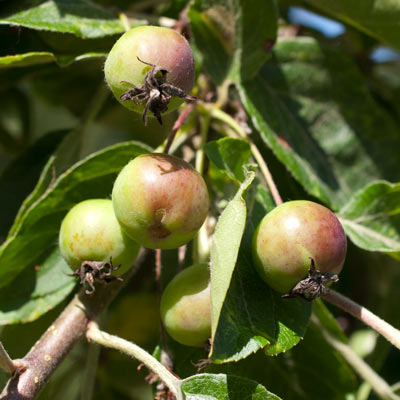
[161,264,211,347]
[59,199,140,275]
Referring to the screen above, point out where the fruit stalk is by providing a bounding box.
[86,322,182,400]
[163,103,195,154]
[323,289,400,351]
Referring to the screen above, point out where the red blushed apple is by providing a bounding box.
[252,200,347,294]
[112,153,209,249]
[104,26,195,117]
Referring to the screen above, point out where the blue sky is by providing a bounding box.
[288,6,400,63]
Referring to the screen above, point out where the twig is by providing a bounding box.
[0,250,147,400]
[0,343,17,374]
[0,295,88,400]
[163,104,195,154]
[313,316,399,400]
[206,105,283,206]
[86,322,182,400]
[323,290,400,351]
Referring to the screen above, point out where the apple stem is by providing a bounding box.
[323,290,400,351]
[206,106,283,206]
[312,316,400,400]
[0,342,17,374]
[86,322,182,400]
[163,103,195,154]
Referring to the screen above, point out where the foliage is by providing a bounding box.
[1,0,400,399]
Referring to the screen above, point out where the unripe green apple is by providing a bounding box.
[59,199,140,275]
[112,153,210,249]
[161,263,211,347]
[104,26,195,116]
[252,200,347,294]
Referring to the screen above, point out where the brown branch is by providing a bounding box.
[0,250,147,400]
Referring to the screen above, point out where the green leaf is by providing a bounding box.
[181,373,280,400]
[0,0,140,39]
[313,299,348,343]
[7,156,57,238]
[0,247,75,324]
[8,124,96,237]
[289,321,357,398]
[204,138,251,183]
[188,3,231,85]
[0,51,107,69]
[0,141,150,289]
[210,240,311,363]
[338,181,400,253]
[188,0,278,84]
[0,52,56,68]
[302,0,400,50]
[210,186,310,363]
[371,61,400,122]
[210,168,255,345]
[238,38,400,210]
[204,321,356,399]
[0,130,68,238]
[228,0,278,83]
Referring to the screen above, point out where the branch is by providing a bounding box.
[86,323,182,400]
[0,250,147,400]
[314,316,399,400]
[323,290,400,351]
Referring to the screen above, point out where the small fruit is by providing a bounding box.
[252,200,347,294]
[160,263,211,347]
[112,153,210,249]
[59,199,140,275]
[104,26,195,122]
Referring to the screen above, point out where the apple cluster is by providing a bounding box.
[59,153,210,269]
[57,26,347,348]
